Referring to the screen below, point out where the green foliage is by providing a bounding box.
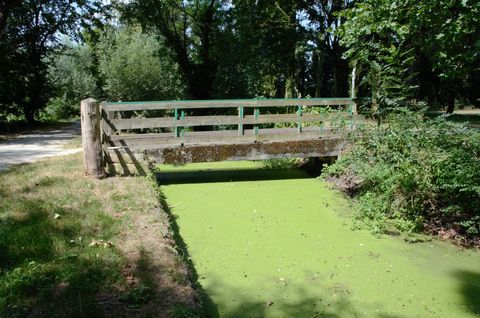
[97,27,186,101]
[261,158,302,169]
[44,43,99,119]
[120,0,219,99]
[338,0,480,111]
[323,110,480,242]
[41,96,78,120]
[0,0,107,122]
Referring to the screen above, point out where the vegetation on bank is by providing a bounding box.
[323,110,480,246]
[0,154,197,317]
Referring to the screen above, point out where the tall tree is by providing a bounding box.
[121,0,221,99]
[96,27,185,101]
[219,0,301,98]
[300,0,354,97]
[0,0,106,122]
[338,0,480,113]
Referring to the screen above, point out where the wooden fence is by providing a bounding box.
[81,98,359,178]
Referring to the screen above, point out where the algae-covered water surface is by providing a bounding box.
[159,161,480,318]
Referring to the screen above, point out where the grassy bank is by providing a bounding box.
[0,154,197,317]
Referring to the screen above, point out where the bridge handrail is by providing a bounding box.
[101,98,357,135]
[104,97,356,111]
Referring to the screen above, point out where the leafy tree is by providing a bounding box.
[45,42,99,119]
[299,0,355,97]
[120,0,220,99]
[96,27,186,101]
[338,0,480,113]
[0,0,20,37]
[0,0,107,122]
[224,0,300,98]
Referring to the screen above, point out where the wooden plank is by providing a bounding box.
[105,98,355,112]
[109,126,350,141]
[111,117,175,130]
[109,113,362,130]
[106,148,143,164]
[108,128,346,150]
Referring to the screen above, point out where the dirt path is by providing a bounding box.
[0,121,82,171]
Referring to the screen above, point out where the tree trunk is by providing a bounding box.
[446,94,455,114]
[314,51,324,97]
[333,58,349,97]
[23,106,35,123]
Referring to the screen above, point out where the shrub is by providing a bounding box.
[41,95,79,120]
[323,109,480,245]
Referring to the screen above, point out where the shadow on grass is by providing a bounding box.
[454,270,480,316]
[156,167,310,185]
[0,178,123,317]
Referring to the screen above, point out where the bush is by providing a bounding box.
[323,109,480,245]
[97,27,186,101]
[41,95,79,120]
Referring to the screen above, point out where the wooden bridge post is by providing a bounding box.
[253,107,259,135]
[238,106,244,135]
[81,98,105,179]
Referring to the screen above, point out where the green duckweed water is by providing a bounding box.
[159,161,480,318]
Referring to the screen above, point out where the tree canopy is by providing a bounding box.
[0,0,479,121]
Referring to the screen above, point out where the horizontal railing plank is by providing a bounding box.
[108,113,362,131]
[107,127,349,149]
[110,117,174,130]
[105,98,355,112]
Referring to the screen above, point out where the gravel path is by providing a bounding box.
[0,121,82,171]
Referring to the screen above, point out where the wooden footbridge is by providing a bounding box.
[80,98,360,177]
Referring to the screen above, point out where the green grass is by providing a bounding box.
[0,157,122,316]
[0,154,196,317]
[159,161,480,318]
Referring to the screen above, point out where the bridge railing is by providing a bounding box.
[100,98,359,151]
